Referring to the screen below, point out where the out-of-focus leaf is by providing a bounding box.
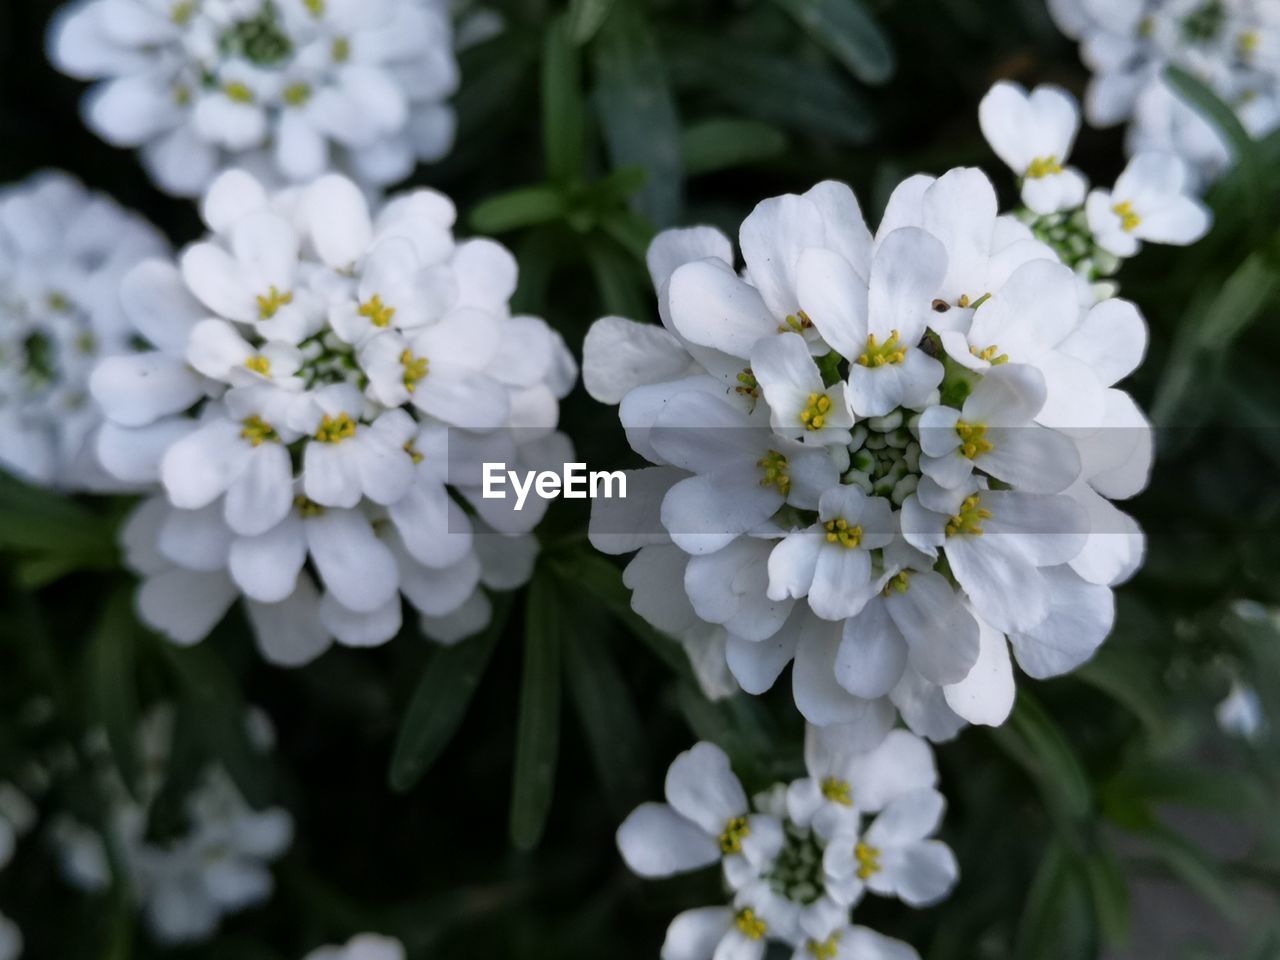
[598,207,655,262]
[542,16,586,183]
[990,692,1092,822]
[592,3,682,226]
[585,239,650,320]
[1084,844,1130,946]
[1106,763,1267,815]
[469,185,566,234]
[563,608,648,814]
[1132,822,1246,924]
[1074,645,1167,734]
[1017,839,1094,959]
[388,595,510,792]
[0,471,116,566]
[667,36,875,145]
[770,0,894,85]
[86,587,141,800]
[568,0,616,45]
[681,119,787,176]
[510,569,563,850]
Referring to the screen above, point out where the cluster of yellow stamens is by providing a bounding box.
[758,450,791,495]
[315,412,357,443]
[224,81,255,104]
[800,393,832,430]
[240,415,278,446]
[304,0,326,14]
[244,354,271,375]
[257,285,293,319]
[777,310,814,335]
[734,909,768,940]
[821,776,852,807]
[1112,201,1141,232]
[946,494,992,537]
[735,368,759,398]
[718,816,751,855]
[332,37,351,62]
[1241,30,1261,54]
[823,518,863,550]
[883,570,911,596]
[1025,155,1063,179]
[284,82,311,106]
[293,494,326,518]
[400,350,429,393]
[171,1,196,25]
[855,330,906,367]
[955,420,993,459]
[358,294,396,328]
[854,841,881,880]
[969,343,1008,365]
[404,441,424,465]
[807,933,842,959]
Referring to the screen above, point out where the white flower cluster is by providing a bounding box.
[1047,0,1280,183]
[92,170,574,664]
[585,167,1154,741]
[0,784,36,960]
[618,730,955,960]
[0,172,167,490]
[52,706,292,945]
[979,80,1211,284]
[50,0,459,197]
[304,933,406,960]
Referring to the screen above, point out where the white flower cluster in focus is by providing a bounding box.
[585,168,1153,741]
[52,706,292,945]
[50,0,459,197]
[304,933,406,960]
[0,784,36,960]
[979,80,1211,286]
[93,170,575,664]
[617,730,955,960]
[0,172,168,490]
[1047,0,1280,183]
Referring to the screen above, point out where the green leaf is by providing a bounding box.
[990,692,1092,822]
[469,185,566,234]
[562,609,648,814]
[585,238,651,320]
[592,4,683,226]
[86,587,141,800]
[510,570,563,850]
[770,0,894,85]
[542,16,586,183]
[1132,823,1246,924]
[1016,839,1094,959]
[567,0,616,44]
[388,594,511,792]
[681,119,787,176]
[0,471,117,569]
[1074,645,1167,734]
[1084,844,1130,946]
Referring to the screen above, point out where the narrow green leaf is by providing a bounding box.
[681,119,787,176]
[585,239,651,321]
[0,471,116,562]
[563,611,648,814]
[1084,845,1130,946]
[86,587,141,800]
[388,595,511,792]
[1016,840,1076,959]
[990,692,1092,822]
[542,16,586,183]
[770,0,894,85]
[1132,823,1246,924]
[510,570,563,850]
[469,185,566,234]
[598,208,656,262]
[592,4,683,226]
[567,0,615,44]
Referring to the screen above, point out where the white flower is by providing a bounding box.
[95,170,574,663]
[0,172,167,489]
[50,0,460,196]
[1217,679,1265,740]
[788,926,921,960]
[304,933,406,960]
[1085,152,1212,256]
[979,81,1089,214]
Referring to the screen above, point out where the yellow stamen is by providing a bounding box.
[1025,155,1064,179]
[799,392,832,430]
[224,82,255,104]
[171,1,196,25]
[240,415,279,446]
[968,343,1009,365]
[883,570,911,596]
[244,354,271,375]
[855,841,882,880]
[304,0,325,15]
[256,285,293,319]
[735,367,760,398]
[47,291,72,313]
[332,36,351,62]
[777,309,814,335]
[283,82,311,106]
[1113,200,1141,232]
[821,776,852,806]
[757,450,791,496]
[855,330,907,368]
[823,518,863,550]
[958,294,971,309]
[358,294,396,328]
[955,420,993,459]
[173,84,191,106]
[404,441,423,465]
[807,933,842,959]
[1240,30,1261,54]
[315,413,357,444]
[293,494,325,517]
[734,909,767,940]
[946,493,992,537]
[401,349,429,393]
[719,816,751,855]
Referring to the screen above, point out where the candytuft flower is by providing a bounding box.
[303,933,406,960]
[979,81,1089,215]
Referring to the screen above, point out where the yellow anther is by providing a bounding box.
[304,0,325,15]
[404,441,423,465]
[358,294,396,328]
[734,909,767,940]
[735,367,760,398]
[799,392,832,430]
[47,291,72,313]
[757,450,791,496]
[883,570,911,596]
[173,84,191,106]
[1113,200,1141,232]
[824,518,863,550]
[808,933,842,959]
[332,36,351,62]
[400,349,429,393]
[76,332,97,355]
[293,494,325,517]
[224,82,255,104]
[284,82,311,106]
[1025,155,1064,179]
[240,415,279,446]
[719,816,751,855]
[855,330,907,368]
[969,343,1009,365]
[244,354,271,375]
[315,413,357,444]
[855,841,882,880]
[171,1,196,25]
[958,294,971,308]
[955,420,993,459]
[946,494,993,537]
[777,309,814,334]
[1240,30,1261,54]
[256,285,293,319]
[821,776,852,806]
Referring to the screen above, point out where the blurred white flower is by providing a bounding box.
[1085,152,1213,256]
[49,0,460,196]
[0,915,19,960]
[93,170,574,663]
[1217,679,1265,740]
[304,933,406,960]
[0,172,167,489]
[979,81,1089,215]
